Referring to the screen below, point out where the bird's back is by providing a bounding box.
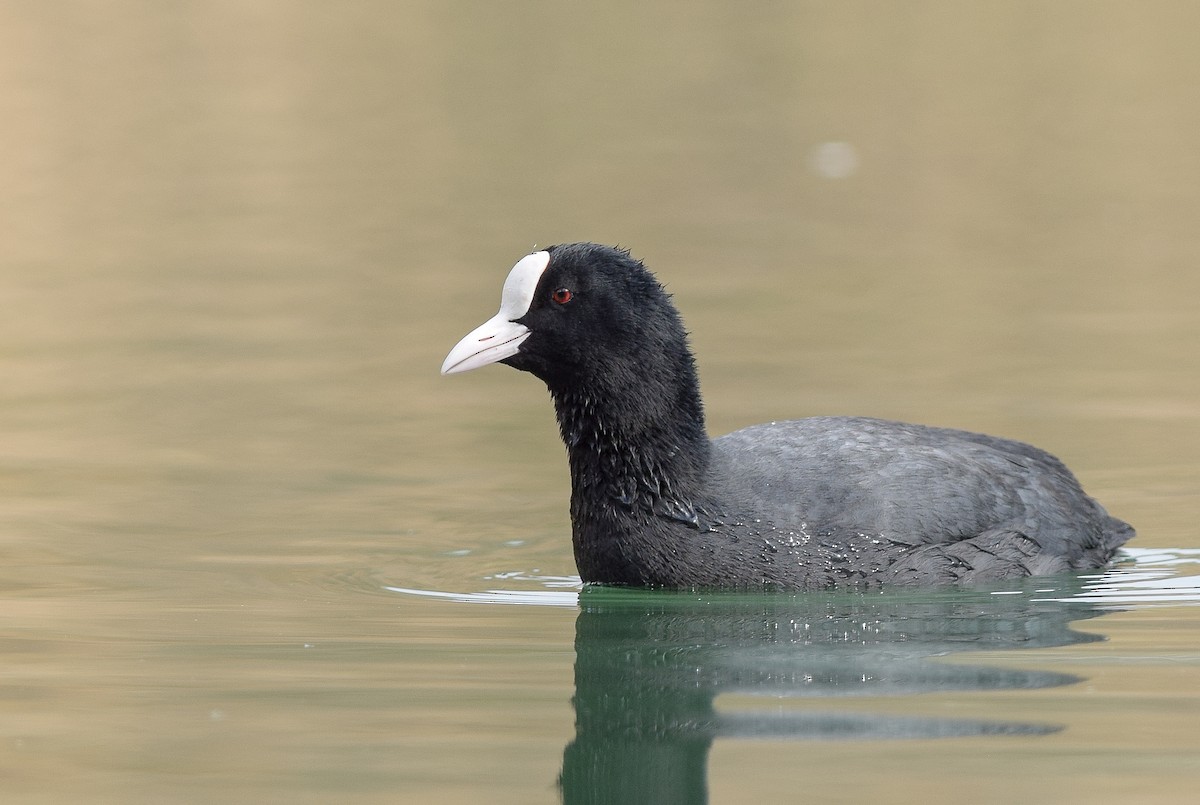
[709,416,1132,573]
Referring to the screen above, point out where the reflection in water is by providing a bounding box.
[558,581,1110,805]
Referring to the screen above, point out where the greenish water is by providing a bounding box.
[2,2,1200,803]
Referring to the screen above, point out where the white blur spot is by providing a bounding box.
[809,141,859,179]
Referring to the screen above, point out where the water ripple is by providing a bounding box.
[384,547,1200,609]
[1033,547,1200,607]
[382,586,581,607]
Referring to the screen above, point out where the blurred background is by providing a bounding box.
[1,2,1198,803]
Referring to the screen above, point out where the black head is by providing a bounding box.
[509,243,688,388]
[442,243,695,395]
[442,242,708,454]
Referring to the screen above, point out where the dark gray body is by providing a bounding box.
[567,416,1131,589]
[699,417,1131,587]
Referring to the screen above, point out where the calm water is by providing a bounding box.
[2,3,1200,803]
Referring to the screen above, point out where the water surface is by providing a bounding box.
[2,2,1200,803]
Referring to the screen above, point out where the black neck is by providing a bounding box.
[549,362,711,528]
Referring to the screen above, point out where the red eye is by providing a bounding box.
[551,288,573,305]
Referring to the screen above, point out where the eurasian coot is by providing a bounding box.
[441,243,1133,589]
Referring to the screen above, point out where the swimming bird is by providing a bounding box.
[441,243,1133,589]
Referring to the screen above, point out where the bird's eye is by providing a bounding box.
[551,288,573,305]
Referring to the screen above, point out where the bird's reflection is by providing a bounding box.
[559,579,1113,804]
